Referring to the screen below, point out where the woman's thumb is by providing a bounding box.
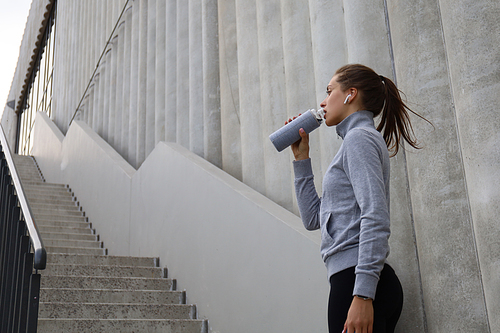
[299,128,309,141]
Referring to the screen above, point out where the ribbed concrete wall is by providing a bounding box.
[3,0,500,331]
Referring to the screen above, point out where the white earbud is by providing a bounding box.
[344,94,352,105]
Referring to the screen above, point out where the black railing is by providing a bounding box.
[0,123,46,333]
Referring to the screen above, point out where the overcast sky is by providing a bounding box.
[0,0,33,115]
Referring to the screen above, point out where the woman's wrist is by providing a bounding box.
[354,295,373,301]
[294,154,310,161]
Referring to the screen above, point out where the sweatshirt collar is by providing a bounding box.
[336,110,375,139]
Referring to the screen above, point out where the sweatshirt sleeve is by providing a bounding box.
[293,158,321,231]
[343,129,390,300]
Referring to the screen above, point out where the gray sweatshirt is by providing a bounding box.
[293,110,390,299]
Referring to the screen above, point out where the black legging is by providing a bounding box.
[328,264,403,333]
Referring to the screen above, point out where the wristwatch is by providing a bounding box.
[355,295,372,301]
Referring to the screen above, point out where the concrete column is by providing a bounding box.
[280,0,322,200]
[114,22,126,154]
[176,0,190,148]
[65,0,74,128]
[67,0,79,131]
[96,59,106,137]
[105,0,113,43]
[155,0,167,145]
[137,0,149,165]
[189,0,204,157]
[51,0,62,129]
[96,0,108,137]
[83,0,94,126]
[308,0,347,173]
[92,73,100,133]
[108,36,119,147]
[234,0,265,194]
[87,0,96,85]
[342,0,392,74]
[75,1,85,122]
[87,83,95,129]
[202,0,222,167]
[102,48,113,140]
[217,0,242,180]
[146,0,156,157]
[52,0,65,129]
[387,0,489,331]
[129,1,141,168]
[165,0,177,142]
[254,0,292,210]
[83,1,90,101]
[381,3,429,328]
[73,1,84,130]
[121,5,134,162]
[79,95,89,123]
[438,0,500,330]
[94,0,103,70]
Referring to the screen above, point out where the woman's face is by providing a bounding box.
[320,75,352,126]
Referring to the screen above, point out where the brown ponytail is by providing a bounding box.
[335,64,429,156]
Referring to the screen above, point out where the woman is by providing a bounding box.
[290,64,424,333]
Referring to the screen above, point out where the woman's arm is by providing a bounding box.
[292,129,321,231]
[343,129,390,299]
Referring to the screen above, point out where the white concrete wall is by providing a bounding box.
[31,111,328,333]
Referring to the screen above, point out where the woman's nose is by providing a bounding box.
[320,99,326,108]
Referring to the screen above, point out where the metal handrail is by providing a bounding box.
[0,123,46,270]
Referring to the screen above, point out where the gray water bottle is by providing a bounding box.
[269,108,325,152]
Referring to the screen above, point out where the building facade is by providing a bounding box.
[2,0,500,331]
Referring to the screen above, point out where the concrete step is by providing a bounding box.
[37,219,92,228]
[19,173,43,181]
[27,192,76,201]
[37,318,208,333]
[45,246,106,255]
[40,288,186,304]
[26,190,72,198]
[19,178,43,184]
[40,232,98,241]
[34,214,87,223]
[33,209,84,217]
[44,239,103,249]
[29,197,76,206]
[31,202,80,211]
[41,275,175,290]
[39,302,197,320]
[27,192,74,200]
[22,182,67,190]
[32,208,84,218]
[38,225,94,235]
[12,160,37,168]
[42,264,165,278]
[24,189,73,198]
[32,208,83,218]
[46,253,158,267]
[24,188,72,196]
[16,167,41,173]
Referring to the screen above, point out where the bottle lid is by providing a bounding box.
[312,108,325,121]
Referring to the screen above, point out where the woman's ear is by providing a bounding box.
[348,88,358,101]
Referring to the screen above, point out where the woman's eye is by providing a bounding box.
[326,90,331,95]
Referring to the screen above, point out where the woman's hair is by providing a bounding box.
[335,64,428,156]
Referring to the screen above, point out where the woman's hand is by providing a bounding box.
[343,296,374,333]
[285,116,310,161]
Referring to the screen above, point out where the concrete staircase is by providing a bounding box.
[13,155,208,333]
